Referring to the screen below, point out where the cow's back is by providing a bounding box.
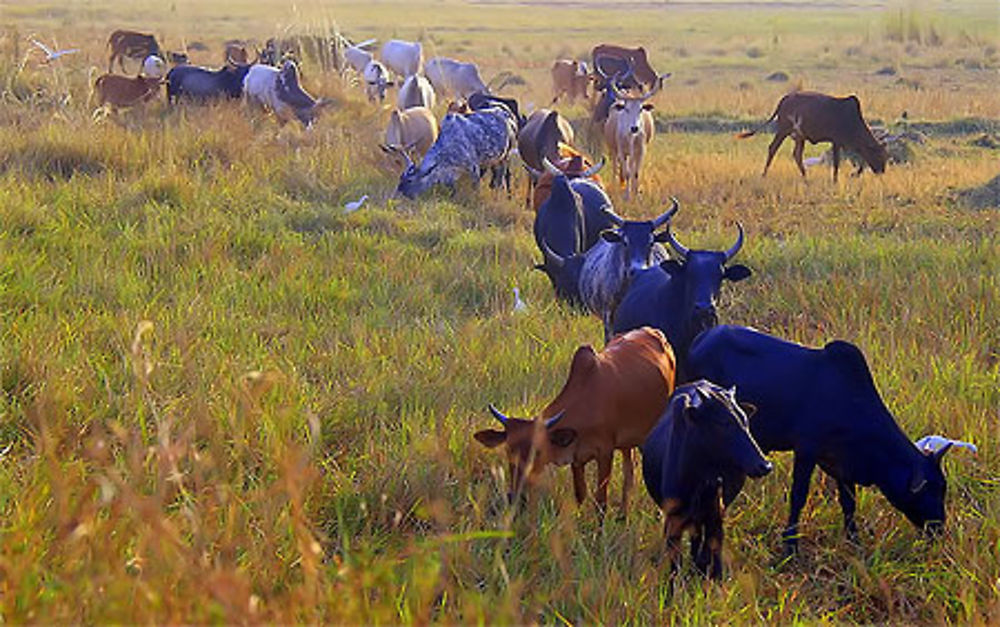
[601,327,676,447]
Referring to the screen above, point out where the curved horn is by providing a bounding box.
[724,222,745,262]
[602,206,624,227]
[651,196,680,228]
[488,404,509,426]
[581,156,605,178]
[544,410,566,429]
[540,239,565,268]
[542,156,562,177]
[666,225,690,259]
[522,163,543,178]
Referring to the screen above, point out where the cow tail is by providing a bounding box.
[735,106,778,139]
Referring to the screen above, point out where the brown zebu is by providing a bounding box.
[107,30,160,73]
[738,90,888,181]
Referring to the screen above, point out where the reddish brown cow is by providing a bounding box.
[107,30,160,74]
[591,44,661,91]
[475,326,676,515]
[551,59,590,104]
[94,74,162,109]
[738,90,888,181]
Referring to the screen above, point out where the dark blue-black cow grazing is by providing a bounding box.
[533,175,618,306]
[688,325,958,555]
[642,380,772,579]
[166,63,252,103]
[613,224,750,382]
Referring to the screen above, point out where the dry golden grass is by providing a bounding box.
[0,0,999,623]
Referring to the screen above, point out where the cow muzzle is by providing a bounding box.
[748,459,773,478]
[630,125,639,134]
[691,307,718,334]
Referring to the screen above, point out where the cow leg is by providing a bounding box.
[792,138,807,177]
[836,479,859,543]
[594,451,613,516]
[619,447,634,518]
[572,462,588,505]
[664,515,685,580]
[831,144,841,182]
[762,131,789,177]
[782,452,816,556]
[108,53,115,73]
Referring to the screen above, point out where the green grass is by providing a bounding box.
[1,0,999,623]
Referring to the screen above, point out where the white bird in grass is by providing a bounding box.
[512,286,527,313]
[914,435,977,455]
[343,194,368,213]
[30,38,79,63]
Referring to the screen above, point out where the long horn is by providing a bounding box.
[544,410,566,429]
[651,196,680,228]
[542,156,562,177]
[666,224,690,259]
[488,404,509,426]
[724,222,745,262]
[522,163,543,178]
[540,239,565,268]
[603,206,624,227]
[581,156,605,178]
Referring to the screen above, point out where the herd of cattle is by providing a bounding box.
[91,29,971,580]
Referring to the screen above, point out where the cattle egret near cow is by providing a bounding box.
[30,38,79,63]
[343,195,368,213]
[915,435,977,455]
[512,287,527,313]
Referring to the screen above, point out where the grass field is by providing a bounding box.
[1,0,999,623]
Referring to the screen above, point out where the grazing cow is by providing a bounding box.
[396,74,435,110]
[244,60,332,127]
[94,73,163,110]
[166,63,252,103]
[604,80,661,199]
[380,39,423,78]
[518,109,575,206]
[551,59,590,104]
[425,57,488,98]
[688,325,958,555]
[476,327,676,515]
[591,44,662,91]
[532,174,616,306]
[362,59,393,103]
[642,381,772,579]
[382,106,439,162]
[737,91,888,181]
[107,29,160,73]
[394,102,516,199]
[223,43,250,66]
[613,224,750,383]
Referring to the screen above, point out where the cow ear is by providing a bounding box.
[549,428,577,448]
[653,229,672,243]
[909,465,927,493]
[932,442,954,465]
[642,103,654,111]
[601,229,623,243]
[660,260,683,276]
[474,429,507,448]
[724,264,752,282]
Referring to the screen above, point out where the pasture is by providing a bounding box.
[1,0,999,622]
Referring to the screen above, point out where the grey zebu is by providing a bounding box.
[394,104,517,199]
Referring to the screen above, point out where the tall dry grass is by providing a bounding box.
[1,0,999,623]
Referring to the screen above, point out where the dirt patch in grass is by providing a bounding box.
[957,173,1000,209]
